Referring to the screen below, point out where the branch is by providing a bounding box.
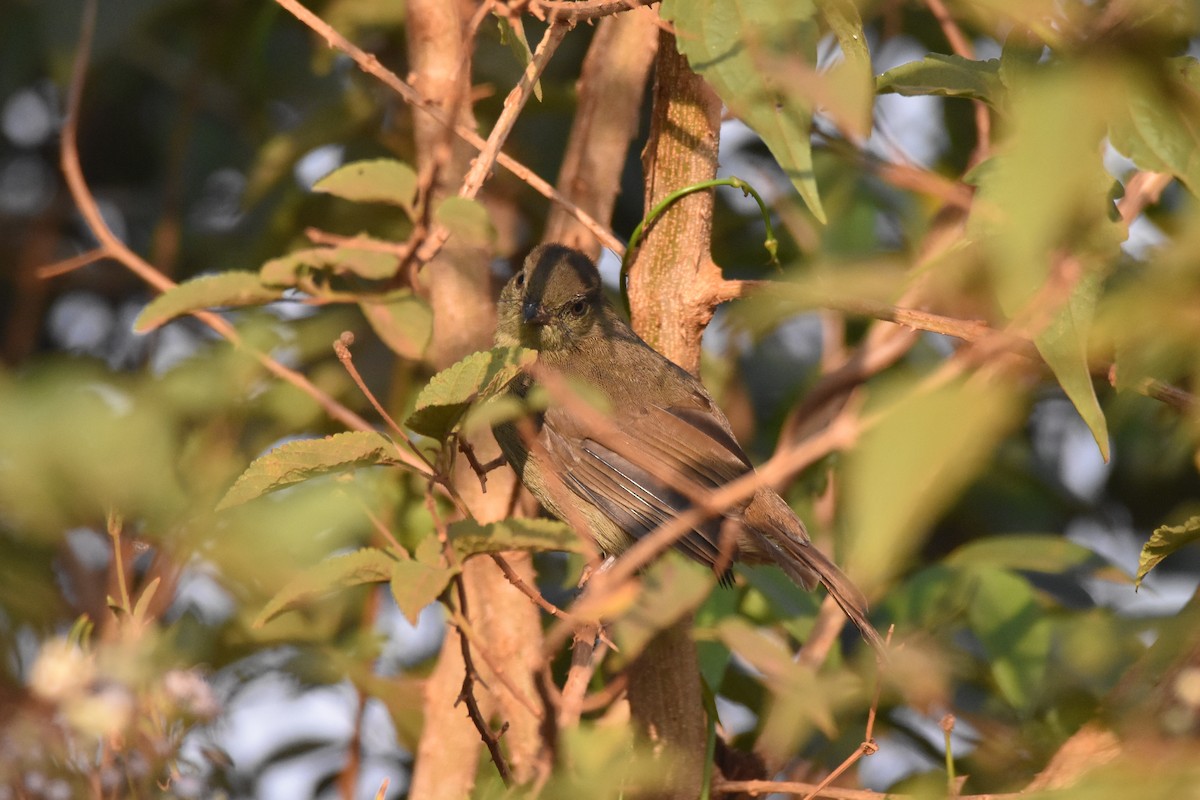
[272,0,623,255]
[60,0,413,453]
[531,0,660,22]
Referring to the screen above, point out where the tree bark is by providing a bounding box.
[624,31,723,799]
[405,1,549,795]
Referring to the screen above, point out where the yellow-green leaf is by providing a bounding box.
[134,272,284,332]
[217,431,400,511]
[254,548,396,628]
[405,346,535,441]
[390,559,457,625]
[434,196,494,248]
[359,291,432,360]
[260,246,399,286]
[662,0,826,222]
[313,158,419,215]
[1136,517,1200,588]
[448,516,581,559]
[876,54,1003,104]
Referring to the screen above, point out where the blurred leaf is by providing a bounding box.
[405,346,535,441]
[876,54,1003,104]
[844,378,1020,591]
[815,0,873,138]
[133,272,284,332]
[390,559,457,625]
[1110,58,1200,196]
[447,516,580,558]
[966,567,1051,712]
[359,291,432,360]
[716,618,860,760]
[608,555,714,665]
[217,432,401,511]
[496,15,542,101]
[662,0,826,222]
[434,196,495,248]
[1035,271,1110,460]
[312,158,418,215]
[260,246,399,286]
[254,547,396,627]
[1136,516,1200,588]
[945,534,1101,573]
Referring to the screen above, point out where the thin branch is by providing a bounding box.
[557,624,607,729]
[36,247,107,279]
[60,0,404,448]
[531,0,659,22]
[272,0,624,255]
[489,553,574,623]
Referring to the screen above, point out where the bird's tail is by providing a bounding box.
[775,539,888,659]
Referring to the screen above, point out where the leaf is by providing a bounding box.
[496,15,542,102]
[434,196,494,248]
[312,158,419,215]
[816,0,874,138]
[134,272,285,332]
[1033,271,1110,461]
[608,555,714,665]
[966,567,1051,712]
[254,548,396,627]
[1136,517,1200,588]
[876,54,1003,104]
[447,517,580,558]
[1110,58,1200,196]
[217,431,400,511]
[260,246,399,286]
[405,346,536,441]
[945,534,1102,574]
[390,559,457,625]
[844,377,1020,592]
[359,291,432,360]
[662,0,826,222]
[715,617,861,760]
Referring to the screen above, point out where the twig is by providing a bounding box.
[532,0,659,22]
[272,0,624,255]
[424,491,514,786]
[799,626,893,800]
[557,624,607,729]
[332,331,437,474]
[36,247,107,279]
[60,0,414,452]
[489,553,573,622]
[923,0,990,166]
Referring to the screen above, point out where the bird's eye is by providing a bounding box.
[569,299,587,317]
[514,272,525,288]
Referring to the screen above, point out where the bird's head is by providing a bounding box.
[496,244,605,353]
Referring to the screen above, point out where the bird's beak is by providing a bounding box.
[522,300,551,325]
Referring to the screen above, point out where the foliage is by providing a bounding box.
[2,0,1200,798]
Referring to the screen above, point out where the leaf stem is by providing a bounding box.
[619,176,779,312]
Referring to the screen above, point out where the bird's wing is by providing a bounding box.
[538,401,755,570]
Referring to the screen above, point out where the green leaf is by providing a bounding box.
[1033,271,1110,460]
[715,617,861,761]
[254,548,396,627]
[496,15,542,102]
[359,291,432,360]
[945,534,1101,573]
[434,196,495,248]
[217,431,400,511]
[876,54,1003,104]
[390,558,457,625]
[966,567,1051,712]
[844,377,1020,592]
[1111,58,1200,196]
[260,246,399,286]
[405,346,536,441]
[134,272,285,332]
[815,0,874,138]
[1136,517,1200,588]
[312,158,419,215]
[662,0,826,222]
[608,555,714,665]
[447,517,581,559]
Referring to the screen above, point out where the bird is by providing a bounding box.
[492,243,884,654]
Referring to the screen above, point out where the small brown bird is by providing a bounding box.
[493,244,883,654]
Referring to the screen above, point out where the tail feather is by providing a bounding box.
[777,540,888,659]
